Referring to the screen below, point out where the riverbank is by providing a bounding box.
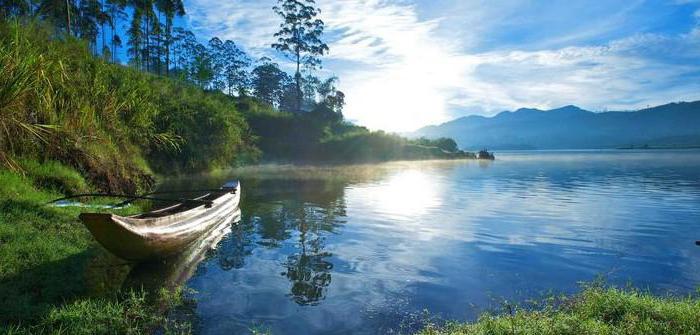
[419,285,700,335]
[3,158,700,334]
[0,162,191,334]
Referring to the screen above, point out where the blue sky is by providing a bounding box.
[181,0,700,132]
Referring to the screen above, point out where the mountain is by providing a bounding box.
[409,101,700,150]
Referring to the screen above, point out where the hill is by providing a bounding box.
[410,102,700,150]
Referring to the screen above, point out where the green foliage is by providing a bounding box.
[419,286,700,335]
[0,165,191,334]
[0,19,156,193]
[241,101,470,163]
[16,159,90,195]
[272,0,329,113]
[413,137,459,153]
[147,82,260,172]
[251,57,288,107]
[0,19,258,189]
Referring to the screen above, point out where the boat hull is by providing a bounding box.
[80,185,241,261]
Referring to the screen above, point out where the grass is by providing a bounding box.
[0,163,191,334]
[419,285,700,335]
[0,19,259,192]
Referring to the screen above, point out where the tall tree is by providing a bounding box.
[0,0,35,18]
[155,0,185,75]
[221,40,251,96]
[190,42,214,88]
[77,0,100,50]
[251,57,287,106]
[107,0,127,62]
[38,0,77,35]
[127,6,144,68]
[272,0,328,113]
[127,0,157,71]
[208,37,226,91]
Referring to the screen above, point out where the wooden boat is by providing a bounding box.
[79,181,241,262]
[125,209,241,290]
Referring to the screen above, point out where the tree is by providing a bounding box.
[38,0,77,35]
[127,6,144,68]
[251,57,287,106]
[190,42,214,89]
[278,77,298,113]
[155,0,184,75]
[272,0,328,113]
[208,37,226,91]
[315,76,345,115]
[301,72,320,101]
[107,0,127,62]
[0,0,36,18]
[221,40,251,96]
[77,0,100,50]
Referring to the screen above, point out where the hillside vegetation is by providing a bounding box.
[0,20,260,193]
[0,19,468,194]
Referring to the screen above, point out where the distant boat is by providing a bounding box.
[79,182,241,261]
[478,149,495,160]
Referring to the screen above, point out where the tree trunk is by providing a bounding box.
[296,50,301,113]
[65,0,72,36]
[101,0,106,58]
[157,11,162,75]
[144,15,149,72]
[165,15,171,76]
[111,11,116,63]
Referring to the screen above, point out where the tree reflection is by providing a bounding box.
[216,222,254,271]
[281,203,338,305]
[212,178,347,305]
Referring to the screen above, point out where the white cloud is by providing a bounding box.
[184,0,700,132]
[185,0,277,52]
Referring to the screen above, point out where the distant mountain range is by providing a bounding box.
[409,101,700,150]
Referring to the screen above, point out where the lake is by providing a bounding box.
[161,150,700,334]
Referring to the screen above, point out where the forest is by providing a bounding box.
[0,0,469,194]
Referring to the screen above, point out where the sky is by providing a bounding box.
[182,0,700,132]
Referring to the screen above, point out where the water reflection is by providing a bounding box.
[357,169,441,220]
[172,151,700,335]
[205,179,347,306]
[87,209,242,294]
[216,224,253,270]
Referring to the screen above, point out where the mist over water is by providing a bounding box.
[165,150,700,334]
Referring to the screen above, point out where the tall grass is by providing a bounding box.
[0,19,259,192]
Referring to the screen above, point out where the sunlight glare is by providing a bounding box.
[362,169,441,220]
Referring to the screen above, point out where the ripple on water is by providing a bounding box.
[159,150,700,334]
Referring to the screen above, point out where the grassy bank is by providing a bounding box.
[0,162,190,334]
[0,19,259,193]
[419,285,700,335]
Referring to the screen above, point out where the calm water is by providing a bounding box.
[164,150,700,334]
